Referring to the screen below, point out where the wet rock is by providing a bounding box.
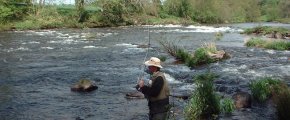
[266,33,276,38]
[233,92,252,109]
[208,50,226,59]
[71,79,98,92]
[125,91,145,99]
[76,116,84,120]
[136,44,149,48]
[215,80,227,84]
[217,86,227,93]
[170,93,190,100]
[275,33,284,39]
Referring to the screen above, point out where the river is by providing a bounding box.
[0,23,289,120]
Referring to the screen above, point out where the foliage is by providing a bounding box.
[158,56,167,62]
[245,38,290,50]
[249,77,281,102]
[157,39,180,57]
[0,0,32,23]
[245,38,265,47]
[220,98,235,114]
[192,47,213,65]
[264,40,290,50]
[272,86,290,120]
[185,73,220,120]
[97,0,125,26]
[215,32,223,41]
[158,41,227,67]
[1,0,290,30]
[243,26,289,35]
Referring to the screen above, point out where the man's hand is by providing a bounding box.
[138,79,144,88]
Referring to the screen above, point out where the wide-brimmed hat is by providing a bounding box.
[144,57,163,68]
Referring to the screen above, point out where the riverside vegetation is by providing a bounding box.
[250,77,290,119]
[243,26,290,50]
[1,0,290,31]
[158,39,229,68]
[184,73,235,120]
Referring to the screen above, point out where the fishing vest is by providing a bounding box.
[149,71,170,102]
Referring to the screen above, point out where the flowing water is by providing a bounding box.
[0,23,289,120]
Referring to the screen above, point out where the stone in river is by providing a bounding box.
[71,79,98,92]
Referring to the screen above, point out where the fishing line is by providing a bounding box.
[138,25,151,81]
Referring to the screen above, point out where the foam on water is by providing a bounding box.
[48,39,89,44]
[143,24,182,28]
[122,48,146,54]
[83,46,107,49]
[151,25,243,33]
[115,43,138,48]
[28,30,56,36]
[179,84,196,90]
[265,50,275,54]
[4,47,30,52]
[164,73,181,84]
[41,47,54,50]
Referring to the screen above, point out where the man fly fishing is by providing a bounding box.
[136,57,170,120]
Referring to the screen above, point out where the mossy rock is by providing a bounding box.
[71,79,98,92]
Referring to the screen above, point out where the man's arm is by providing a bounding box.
[139,76,164,97]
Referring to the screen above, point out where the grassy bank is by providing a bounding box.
[1,0,290,31]
[245,38,290,50]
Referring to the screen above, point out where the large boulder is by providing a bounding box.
[71,79,98,92]
[232,92,252,109]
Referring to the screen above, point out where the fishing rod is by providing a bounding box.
[137,25,151,83]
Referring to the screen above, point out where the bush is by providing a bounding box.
[245,38,265,47]
[245,38,290,50]
[192,47,214,66]
[157,39,180,58]
[243,26,289,36]
[185,73,220,120]
[14,20,41,30]
[220,98,235,114]
[273,87,290,120]
[250,77,281,102]
[158,56,167,62]
[264,40,290,50]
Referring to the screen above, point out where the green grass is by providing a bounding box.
[185,73,220,120]
[245,38,290,50]
[220,98,235,114]
[249,77,281,102]
[243,26,289,36]
[158,41,228,68]
[273,87,290,120]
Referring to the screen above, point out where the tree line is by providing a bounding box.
[0,0,289,30]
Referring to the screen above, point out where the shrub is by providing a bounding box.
[273,87,290,120]
[176,49,192,62]
[14,20,41,30]
[192,47,214,66]
[156,39,180,58]
[185,73,220,120]
[245,38,290,50]
[220,98,235,114]
[243,26,289,36]
[264,40,290,50]
[245,38,265,47]
[158,56,167,62]
[249,77,281,102]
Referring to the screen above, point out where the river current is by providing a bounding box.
[0,23,289,120]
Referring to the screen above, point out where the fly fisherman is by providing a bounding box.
[136,57,170,120]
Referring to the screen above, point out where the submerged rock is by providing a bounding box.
[233,92,252,109]
[71,79,98,92]
[125,91,145,99]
